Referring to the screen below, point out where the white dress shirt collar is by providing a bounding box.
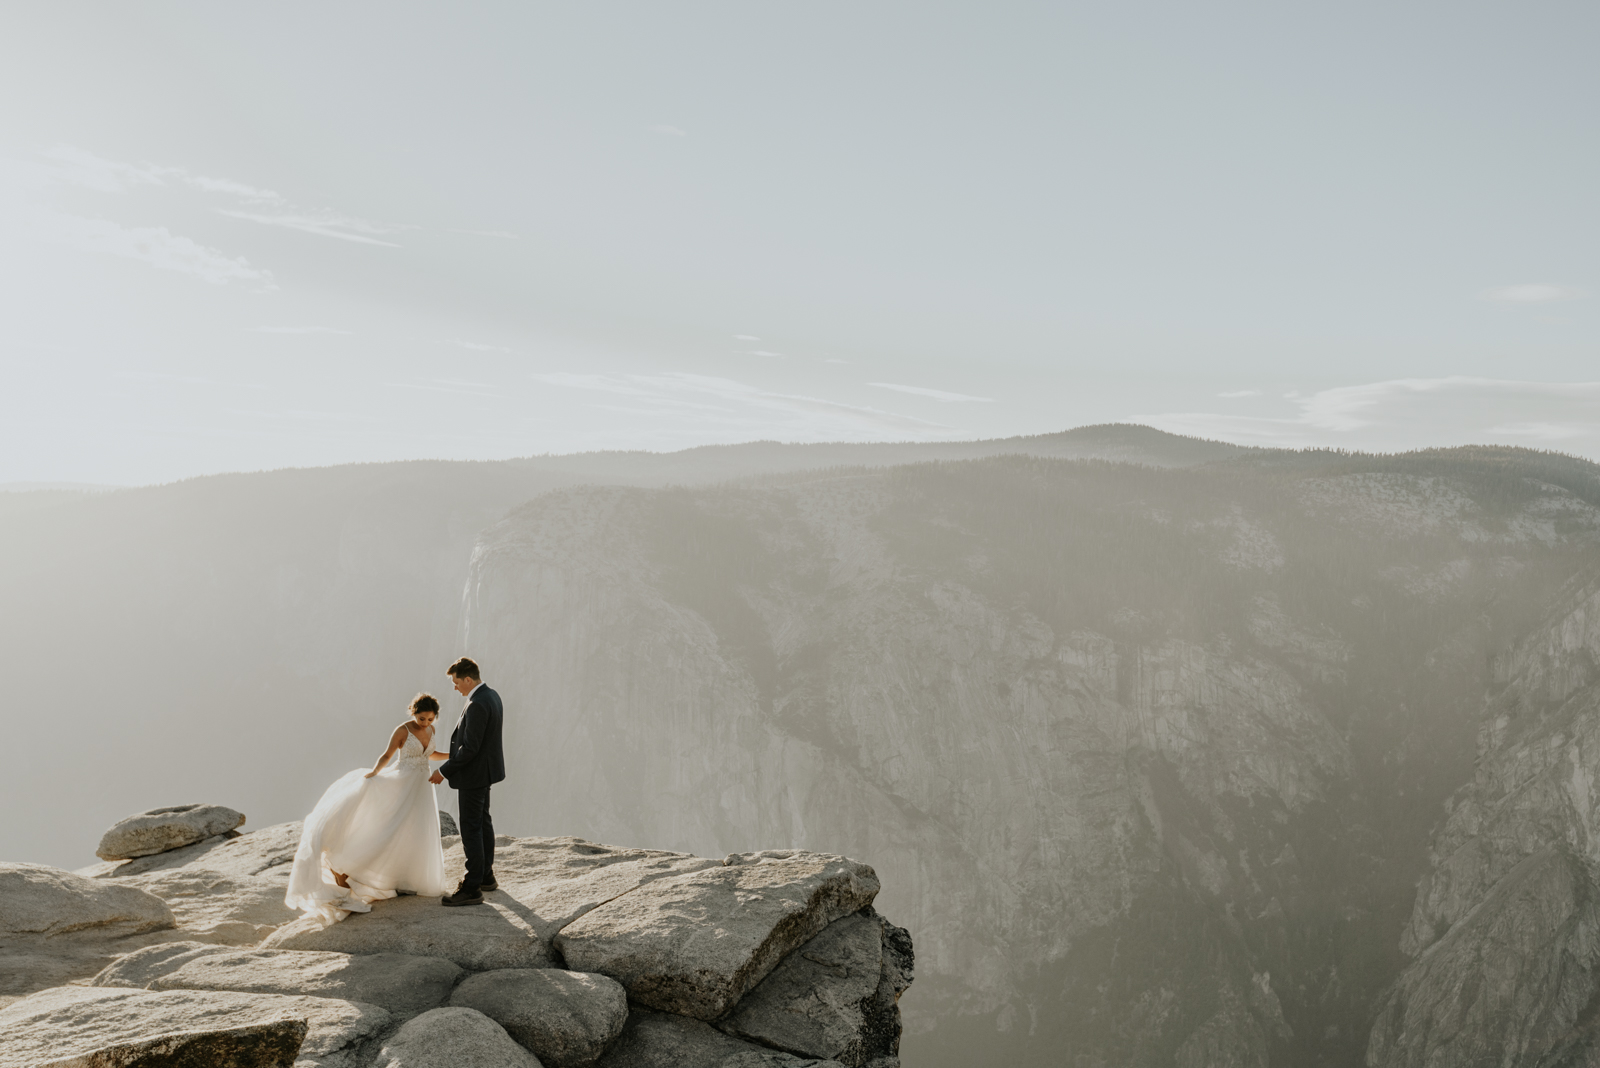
[464,681,484,702]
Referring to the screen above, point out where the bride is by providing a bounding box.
[285,693,452,924]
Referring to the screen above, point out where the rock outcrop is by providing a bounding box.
[0,985,312,1068]
[448,969,627,1067]
[377,1007,545,1068]
[116,867,301,943]
[96,803,246,860]
[2,810,911,1067]
[596,1009,848,1067]
[556,852,881,1020]
[719,909,913,1067]
[1,862,175,936]
[95,942,465,1016]
[0,862,180,1005]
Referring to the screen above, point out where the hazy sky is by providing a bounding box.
[3,2,1596,485]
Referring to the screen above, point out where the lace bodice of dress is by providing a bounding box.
[394,731,432,774]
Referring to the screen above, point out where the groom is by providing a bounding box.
[430,657,505,907]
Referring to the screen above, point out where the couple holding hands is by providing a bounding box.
[284,657,505,924]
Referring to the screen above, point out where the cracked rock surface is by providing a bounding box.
[8,823,910,1066]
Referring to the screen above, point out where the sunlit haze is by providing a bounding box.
[3,2,1597,485]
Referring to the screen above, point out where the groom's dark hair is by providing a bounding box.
[447,657,481,680]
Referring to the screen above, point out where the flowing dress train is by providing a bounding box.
[285,731,449,926]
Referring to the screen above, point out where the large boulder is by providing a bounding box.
[439,810,459,836]
[595,1010,846,1067]
[96,803,246,860]
[117,867,300,943]
[718,911,913,1067]
[556,852,880,1020]
[375,1006,544,1068]
[81,820,303,880]
[449,969,628,1067]
[94,941,464,1016]
[1,862,175,936]
[0,984,306,1068]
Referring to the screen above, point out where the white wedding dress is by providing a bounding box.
[285,730,450,925]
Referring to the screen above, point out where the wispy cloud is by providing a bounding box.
[1218,389,1261,398]
[824,358,848,365]
[748,349,785,358]
[216,209,409,246]
[42,145,283,202]
[57,215,275,289]
[36,145,410,247]
[869,382,994,403]
[1481,283,1586,304]
[1137,377,1600,456]
[651,124,687,137]
[254,325,351,335]
[734,334,761,341]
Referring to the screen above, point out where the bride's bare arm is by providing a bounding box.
[364,724,410,778]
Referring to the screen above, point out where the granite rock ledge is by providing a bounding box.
[0,807,913,1068]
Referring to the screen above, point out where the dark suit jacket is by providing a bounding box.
[438,683,505,790]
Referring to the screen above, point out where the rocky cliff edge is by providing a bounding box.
[0,807,912,1068]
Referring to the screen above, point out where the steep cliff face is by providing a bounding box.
[460,452,1600,1067]
[0,424,1240,871]
[1370,578,1600,1068]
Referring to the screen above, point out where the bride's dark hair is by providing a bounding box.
[409,693,440,716]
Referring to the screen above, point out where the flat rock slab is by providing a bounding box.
[556,853,880,1020]
[482,837,723,936]
[95,940,464,1016]
[264,893,552,971]
[595,1010,845,1068]
[0,985,305,1068]
[450,969,628,1067]
[97,803,246,860]
[375,1007,544,1068]
[719,911,912,1067]
[1,862,174,936]
[0,985,392,1068]
[0,932,157,1000]
[264,836,718,971]
[118,867,300,942]
[83,821,304,880]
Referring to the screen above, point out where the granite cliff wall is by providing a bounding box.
[459,455,1600,1066]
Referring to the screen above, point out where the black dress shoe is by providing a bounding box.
[442,887,484,907]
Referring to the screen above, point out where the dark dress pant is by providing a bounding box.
[457,785,495,890]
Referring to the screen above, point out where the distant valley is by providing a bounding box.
[6,425,1600,1067]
